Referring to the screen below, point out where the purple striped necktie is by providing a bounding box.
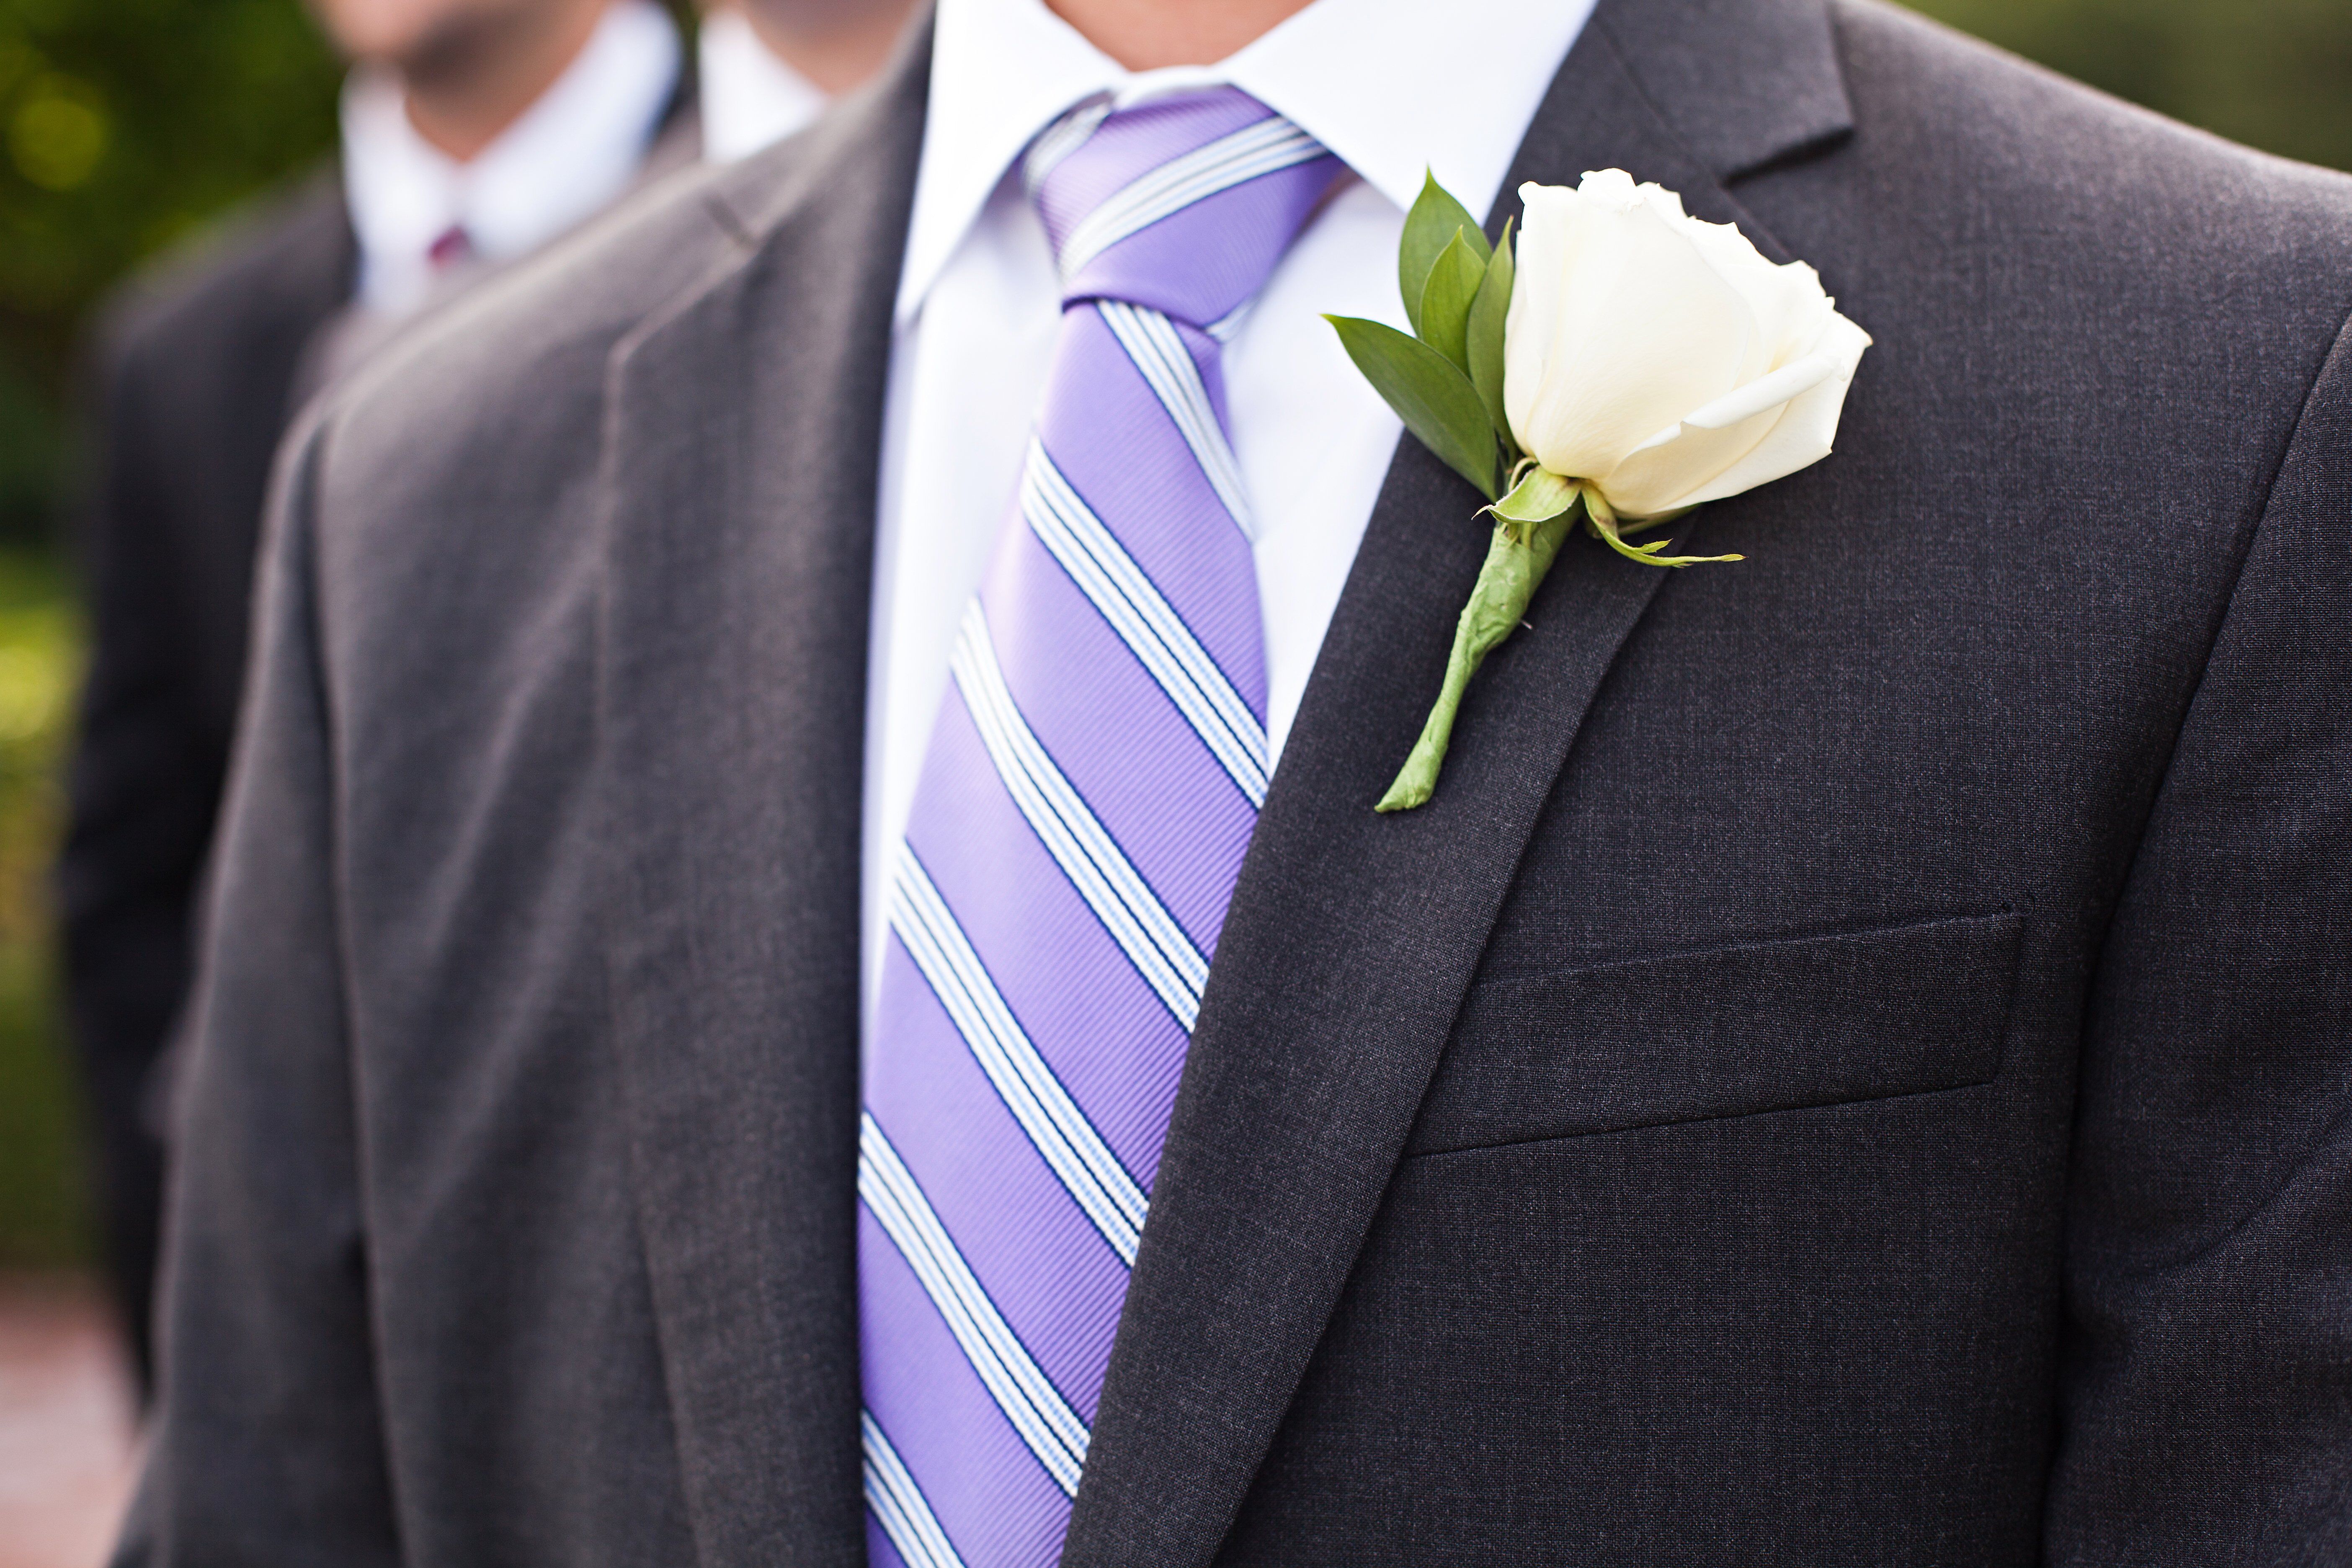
[859,89,1343,1568]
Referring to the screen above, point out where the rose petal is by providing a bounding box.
[1668,311,1874,509]
[1507,181,1754,479]
[1680,348,1842,431]
[1501,170,1872,518]
[1502,182,1575,453]
[1677,222,1832,383]
[1593,410,1777,518]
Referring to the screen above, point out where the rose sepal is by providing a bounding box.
[1580,487,1743,568]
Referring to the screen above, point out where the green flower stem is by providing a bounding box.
[1375,503,1579,812]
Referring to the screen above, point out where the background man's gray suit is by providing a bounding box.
[121,0,2352,1561]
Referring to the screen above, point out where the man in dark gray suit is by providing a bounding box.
[63,0,913,1398]
[63,0,703,1393]
[122,0,2351,1561]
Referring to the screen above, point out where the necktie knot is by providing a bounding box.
[1024,87,1343,330]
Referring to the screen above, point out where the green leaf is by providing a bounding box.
[1466,216,1515,450]
[1376,504,1579,812]
[1415,228,1485,375]
[1326,315,1501,499]
[1399,170,1489,335]
[1489,463,1576,526]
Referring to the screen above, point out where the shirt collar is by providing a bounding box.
[697,7,831,164]
[341,0,681,317]
[897,0,1599,324]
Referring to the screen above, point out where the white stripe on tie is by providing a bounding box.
[1057,116,1326,277]
[1020,445,1270,809]
[951,600,1214,1025]
[1202,296,1256,343]
[889,844,1149,1263]
[1096,300,1259,543]
[1024,98,1113,196]
[860,1113,1091,1497]
[862,1410,969,1568]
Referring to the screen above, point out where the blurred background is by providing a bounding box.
[0,0,2347,1562]
[4,8,339,1563]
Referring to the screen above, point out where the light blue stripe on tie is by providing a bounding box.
[889,843,1149,1262]
[1021,444,1270,809]
[952,601,1213,1026]
[860,1112,1091,1497]
[1058,116,1326,276]
[1096,300,1258,542]
[863,1410,969,1568]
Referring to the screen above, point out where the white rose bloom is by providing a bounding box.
[1503,169,1873,520]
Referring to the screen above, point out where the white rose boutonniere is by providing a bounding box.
[1327,168,1872,811]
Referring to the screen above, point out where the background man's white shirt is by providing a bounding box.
[699,6,830,164]
[864,0,1600,1025]
[340,0,682,319]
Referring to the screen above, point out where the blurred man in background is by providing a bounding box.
[59,0,916,1394]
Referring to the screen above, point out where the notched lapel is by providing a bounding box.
[1061,4,1851,1563]
[596,29,930,1567]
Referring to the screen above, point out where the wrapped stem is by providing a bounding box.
[1375,502,1579,812]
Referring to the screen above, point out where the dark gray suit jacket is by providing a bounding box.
[62,171,355,1393]
[123,0,2352,1562]
[63,77,702,1400]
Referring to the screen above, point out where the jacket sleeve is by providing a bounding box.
[2044,315,2352,1560]
[59,315,214,1054]
[112,418,402,1567]
[57,315,221,1380]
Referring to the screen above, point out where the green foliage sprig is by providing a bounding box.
[1326,173,1519,503]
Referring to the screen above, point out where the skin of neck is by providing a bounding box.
[1045,0,1318,69]
[392,0,613,161]
[737,0,923,98]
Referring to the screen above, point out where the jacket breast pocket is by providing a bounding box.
[1406,912,2024,1156]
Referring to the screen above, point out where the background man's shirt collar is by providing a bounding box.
[898,0,1602,324]
[698,7,830,164]
[341,0,681,317]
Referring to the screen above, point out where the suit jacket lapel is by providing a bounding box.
[1060,3,1853,1563]
[596,31,930,1566]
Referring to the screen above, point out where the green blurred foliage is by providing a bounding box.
[1908,0,2352,173]
[0,0,2345,1267]
[0,545,82,1265]
[0,0,341,542]
[0,0,337,1265]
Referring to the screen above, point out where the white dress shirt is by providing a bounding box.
[863,0,1598,1019]
[340,0,681,319]
[697,7,830,163]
